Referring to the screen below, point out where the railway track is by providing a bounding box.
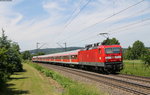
[115,74,150,83]
[39,63,150,95]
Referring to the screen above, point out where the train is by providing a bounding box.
[32,43,123,73]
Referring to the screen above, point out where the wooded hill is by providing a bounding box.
[29,47,84,54]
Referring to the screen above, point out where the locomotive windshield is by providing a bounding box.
[105,47,121,54]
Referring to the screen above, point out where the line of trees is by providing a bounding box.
[124,40,147,60]
[0,30,23,83]
[123,40,150,65]
[21,51,45,60]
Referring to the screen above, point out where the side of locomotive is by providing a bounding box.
[32,45,123,73]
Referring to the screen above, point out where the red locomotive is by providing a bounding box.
[32,44,123,73]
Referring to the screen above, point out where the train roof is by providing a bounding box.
[32,45,122,58]
[82,44,121,51]
[33,49,81,58]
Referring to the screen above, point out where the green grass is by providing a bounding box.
[120,60,150,77]
[63,83,102,95]
[0,63,62,95]
[28,62,107,95]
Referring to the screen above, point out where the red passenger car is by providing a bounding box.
[32,44,123,73]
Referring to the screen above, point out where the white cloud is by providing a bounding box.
[43,2,63,10]
[42,1,65,16]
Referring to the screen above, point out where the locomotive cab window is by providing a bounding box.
[105,47,121,54]
[113,48,121,53]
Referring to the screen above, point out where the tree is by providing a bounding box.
[37,52,45,56]
[0,29,23,82]
[101,38,120,45]
[131,40,147,59]
[32,52,45,57]
[11,42,21,53]
[124,40,147,60]
[7,47,22,72]
[0,48,10,82]
[0,29,11,48]
[141,50,150,66]
[22,51,31,60]
[124,46,134,60]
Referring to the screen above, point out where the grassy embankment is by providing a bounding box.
[0,61,107,95]
[120,60,150,77]
[28,61,107,95]
[0,63,62,95]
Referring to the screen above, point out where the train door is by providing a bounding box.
[98,48,103,62]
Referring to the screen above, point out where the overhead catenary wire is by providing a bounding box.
[59,0,145,43]
[67,17,150,46]
[106,6,150,34]
[64,0,92,29]
[64,0,84,28]
[53,0,91,45]
[110,18,150,35]
[110,22,150,36]
[46,0,148,49]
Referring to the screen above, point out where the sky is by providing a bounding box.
[0,0,150,51]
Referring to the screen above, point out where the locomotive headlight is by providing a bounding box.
[99,57,101,60]
[105,56,111,59]
[115,56,121,58]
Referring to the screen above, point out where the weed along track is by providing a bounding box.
[39,63,150,95]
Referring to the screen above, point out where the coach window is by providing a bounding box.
[63,56,67,59]
[66,56,69,59]
[58,56,60,59]
[71,55,74,59]
[71,55,77,59]
[56,56,59,59]
[74,55,77,59]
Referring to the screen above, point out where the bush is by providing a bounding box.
[141,51,150,66]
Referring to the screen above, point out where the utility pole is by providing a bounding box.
[64,42,67,51]
[36,42,40,54]
[36,42,46,54]
[57,42,67,52]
